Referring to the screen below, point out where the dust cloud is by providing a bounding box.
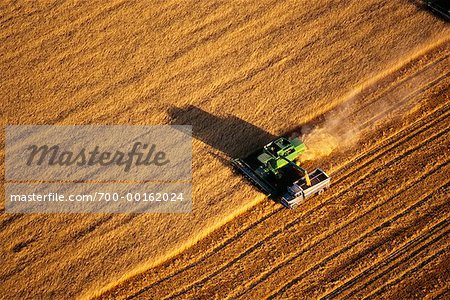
[298,43,450,163]
[300,96,361,162]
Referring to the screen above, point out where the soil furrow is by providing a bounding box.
[345,231,449,299]
[234,166,450,300]
[269,213,450,299]
[365,246,449,300]
[321,218,450,299]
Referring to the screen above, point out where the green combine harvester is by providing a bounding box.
[232,136,330,208]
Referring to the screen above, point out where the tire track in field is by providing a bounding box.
[364,245,449,300]
[273,9,448,115]
[330,60,450,148]
[312,187,450,300]
[232,162,450,299]
[335,53,450,130]
[120,95,449,299]
[267,190,450,299]
[321,202,450,299]
[314,194,450,300]
[164,117,450,299]
[382,246,450,300]
[343,226,450,299]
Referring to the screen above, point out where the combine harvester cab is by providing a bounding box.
[231,136,331,208]
[425,0,450,20]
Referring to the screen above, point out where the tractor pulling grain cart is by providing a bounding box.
[231,136,330,209]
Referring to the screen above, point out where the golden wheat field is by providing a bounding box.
[1,0,450,299]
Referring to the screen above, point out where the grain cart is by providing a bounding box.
[231,137,330,208]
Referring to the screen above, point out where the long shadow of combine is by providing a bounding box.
[167,105,329,158]
[167,105,276,159]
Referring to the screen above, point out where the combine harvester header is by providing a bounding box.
[232,136,330,209]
